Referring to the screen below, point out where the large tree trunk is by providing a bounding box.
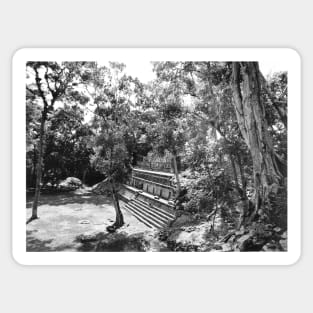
[259,73,288,129]
[231,62,286,224]
[27,108,47,224]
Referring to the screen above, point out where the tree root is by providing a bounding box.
[26,215,39,225]
[219,230,236,243]
[106,221,124,233]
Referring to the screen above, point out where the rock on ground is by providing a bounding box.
[59,177,82,190]
[167,222,211,251]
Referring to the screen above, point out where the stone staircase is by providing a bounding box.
[122,198,175,229]
[118,155,177,229]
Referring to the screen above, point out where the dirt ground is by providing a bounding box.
[26,188,167,252]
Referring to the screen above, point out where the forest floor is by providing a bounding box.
[26,187,287,252]
[26,187,168,252]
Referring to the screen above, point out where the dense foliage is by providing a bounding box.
[26,61,287,237]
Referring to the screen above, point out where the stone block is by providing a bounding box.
[154,186,161,196]
[161,188,170,199]
[148,184,154,194]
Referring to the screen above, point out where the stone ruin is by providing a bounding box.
[118,151,177,229]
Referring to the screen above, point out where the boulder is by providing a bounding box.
[235,231,267,251]
[59,177,82,190]
[237,234,253,251]
[262,242,279,252]
[222,243,233,252]
[166,223,209,251]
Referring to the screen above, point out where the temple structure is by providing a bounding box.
[118,152,177,229]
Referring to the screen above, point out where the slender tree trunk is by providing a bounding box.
[172,152,181,195]
[32,145,37,187]
[231,62,286,224]
[110,182,124,228]
[27,108,47,223]
[82,168,87,185]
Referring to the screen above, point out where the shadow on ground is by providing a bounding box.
[26,189,168,252]
[27,230,75,251]
[27,229,166,252]
[26,191,112,208]
[76,231,153,252]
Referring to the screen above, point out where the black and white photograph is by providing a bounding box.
[2,0,311,311]
[12,49,300,264]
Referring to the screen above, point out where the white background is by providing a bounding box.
[12,48,301,266]
[0,1,310,312]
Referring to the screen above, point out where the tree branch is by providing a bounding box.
[33,66,49,110]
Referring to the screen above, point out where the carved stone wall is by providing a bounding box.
[130,168,176,200]
[137,150,173,173]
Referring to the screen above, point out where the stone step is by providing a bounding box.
[126,201,169,228]
[128,200,170,225]
[135,198,175,219]
[122,204,155,229]
[134,202,174,224]
[123,203,166,229]
[136,198,175,219]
